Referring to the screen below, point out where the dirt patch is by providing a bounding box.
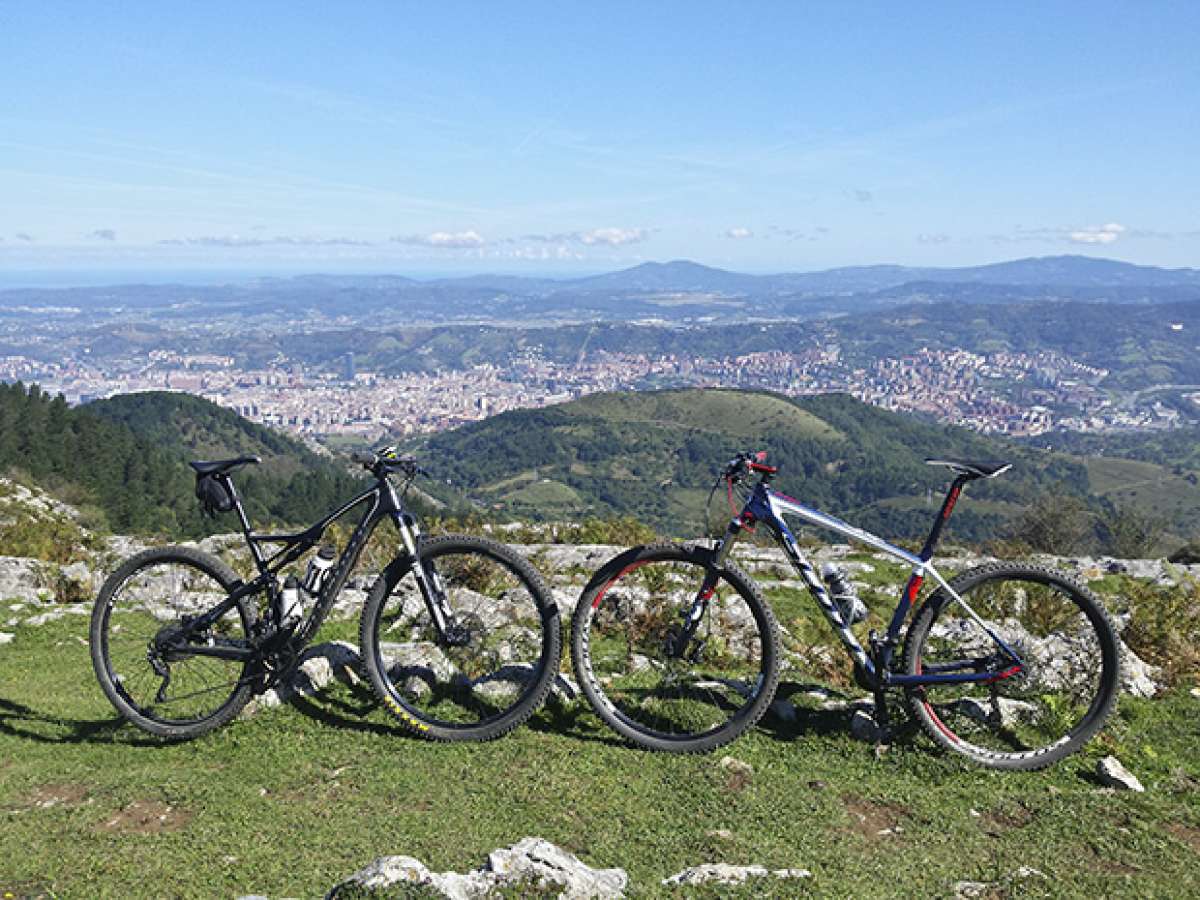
[16,782,90,810]
[981,802,1035,836]
[1082,844,1141,876]
[840,794,910,841]
[1168,823,1200,854]
[98,799,191,835]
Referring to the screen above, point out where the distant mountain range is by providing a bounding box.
[3,255,1200,326]
[290,254,1200,297]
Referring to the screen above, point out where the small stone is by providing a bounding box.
[1190,687,1200,699]
[969,808,981,818]
[768,697,797,722]
[850,709,882,743]
[1096,756,1145,792]
[662,864,811,887]
[719,756,753,778]
[807,780,827,791]
[1010,865,1046,881]
[0,632,13,645]
[705,828,734,841]
[953,880,991,899]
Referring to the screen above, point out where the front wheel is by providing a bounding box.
[90,546,256,739]
[902,562,1121,770]
[571,543,781,753]
[359,535,561,742]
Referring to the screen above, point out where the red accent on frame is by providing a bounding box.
[905,575,925,603]
[590,561,645,609]
[985,664,1023,683]
[942,484,962,520]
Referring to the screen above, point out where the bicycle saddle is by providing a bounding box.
[188,456,262,476]
[925,457,1011,479]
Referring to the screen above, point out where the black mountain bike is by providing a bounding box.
[90,448,560,741]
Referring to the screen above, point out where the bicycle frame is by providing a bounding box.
[707,475,1023,689]
[175,471,447,663]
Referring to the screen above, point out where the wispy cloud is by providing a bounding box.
[89,228,117,241]
[519,227,649,247]
[160,234,373,247]
[992,223,1129,246]
[576,227,647,246]
[724,227,753,239]
[917,232,951,244]
[15,233,33,242]
[1069,222,1125,245]
[391,230,486,249]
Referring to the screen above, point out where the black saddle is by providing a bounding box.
[188,456,262,476]
[925,457,1011,480]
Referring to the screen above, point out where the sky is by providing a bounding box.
[1,2,1198,279]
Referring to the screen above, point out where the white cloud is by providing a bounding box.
[917,232,950,244]
[1068,223,1126,245]
[576,227,648,246]
[392,230,486,248]
[90,229,117,241]
[161,234,372,247]
[724,227,753,239]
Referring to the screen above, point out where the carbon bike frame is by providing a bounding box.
[170,470,446,664]
[705,474,1023,689]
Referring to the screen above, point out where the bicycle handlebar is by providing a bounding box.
[722,451,778,480]
[351,447,423,477]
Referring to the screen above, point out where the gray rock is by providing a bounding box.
[327,837,627,899]
[0,632,13,645]
[242,641,361,717]
[25,606,89,627]
[0,556,52,603]
[1096,756,1145,792]
[953,881,991,899]
[661,864,811,887]
[850,708,882,743]
[719,756,753,778]
[486,837,627,898]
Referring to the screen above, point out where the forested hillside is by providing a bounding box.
[0,385,366,537]
[410,389,1095,542]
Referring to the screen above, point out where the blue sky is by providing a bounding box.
[1,2,1198,277]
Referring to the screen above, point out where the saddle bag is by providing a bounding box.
[195,473,235,516]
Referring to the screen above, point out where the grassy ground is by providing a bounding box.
[1,611,1198,899]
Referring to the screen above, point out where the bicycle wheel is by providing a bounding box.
[902,562,1121,770]
[571,542,781,753]
[359,535,561,742]
[90,546,256,739]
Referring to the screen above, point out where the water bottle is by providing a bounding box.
[279,576,304,629]
[303,545,337,596]
[820,562,867,625]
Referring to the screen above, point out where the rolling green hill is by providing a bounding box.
[0,384,367,538]
[409,388,1097,543]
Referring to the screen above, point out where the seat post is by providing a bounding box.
[919,474,971,561]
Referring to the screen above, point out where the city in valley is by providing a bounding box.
[0,340,1180,445]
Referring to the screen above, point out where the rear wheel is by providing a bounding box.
[902,562,1120,770]
[90,546,256,739]
[571,543,780,753]
[359,535,561,742]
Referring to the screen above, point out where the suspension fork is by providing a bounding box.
[672,519,746,654]
[393,512,454,639]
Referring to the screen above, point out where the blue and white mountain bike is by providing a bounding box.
[571,452,1121,769]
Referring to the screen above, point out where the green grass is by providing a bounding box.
[2,614,1198,899]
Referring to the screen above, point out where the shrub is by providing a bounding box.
[1122,574,1200,687]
